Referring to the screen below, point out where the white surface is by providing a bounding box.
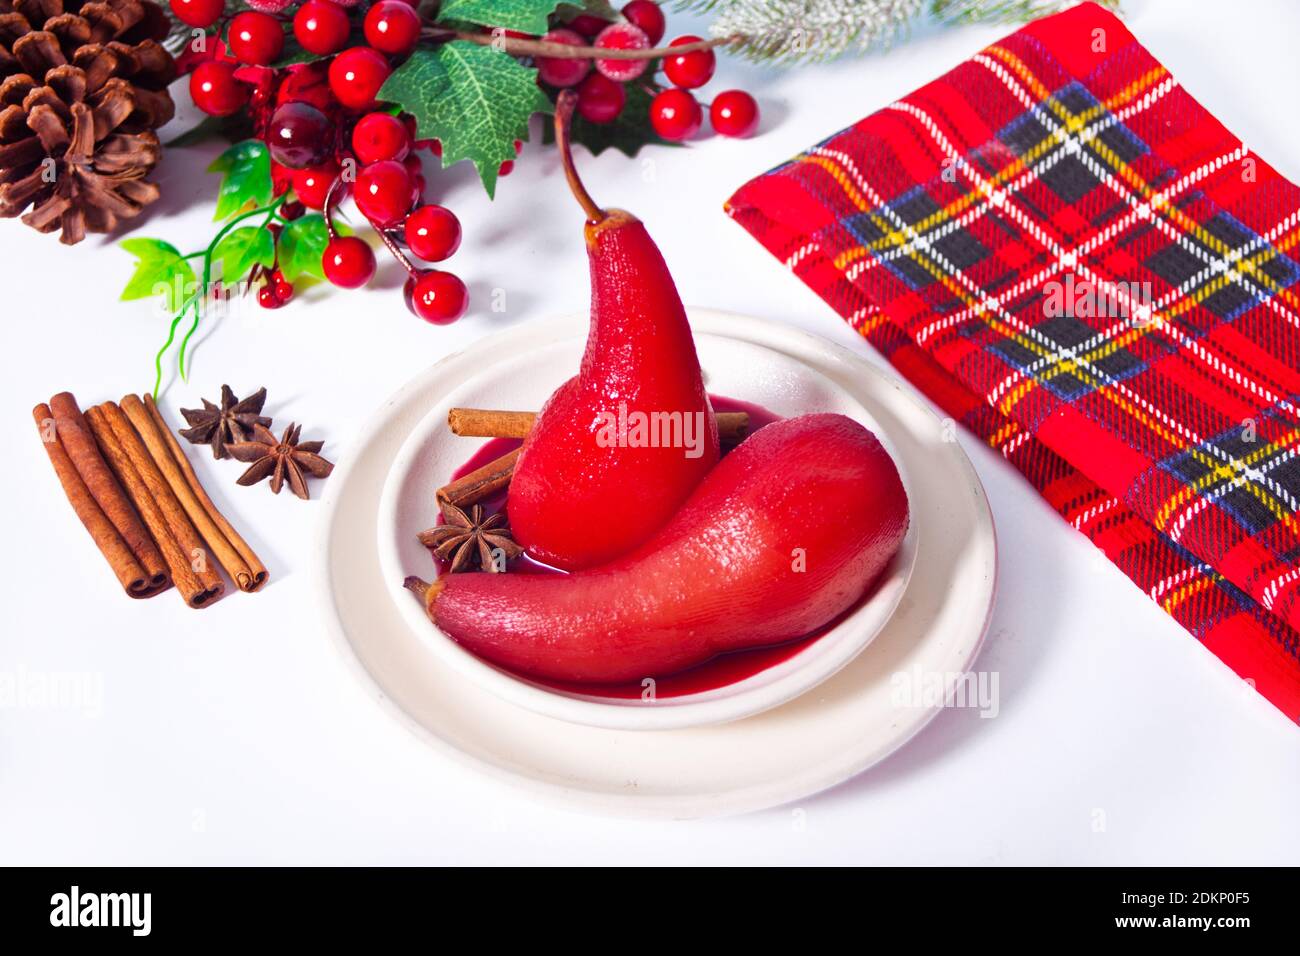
[332,312,981,808]
[2,0,1297,863]
[375,318,922,731]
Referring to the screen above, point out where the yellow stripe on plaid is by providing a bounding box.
[998,225,1300,418]
[821,63,1168,274]
[1153,427,1300,531]
[985,45,1300,317]
[1161,572,1219,614]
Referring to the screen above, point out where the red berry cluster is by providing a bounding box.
[173,0,759,322]
[174,0,466,323]
[535,1,759,141]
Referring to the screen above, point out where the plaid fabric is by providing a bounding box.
[727,1,1300,721]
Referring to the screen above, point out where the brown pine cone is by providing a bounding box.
[0,0,175,243]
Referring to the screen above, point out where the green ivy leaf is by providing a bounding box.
[276,214,331,283]
[120,238,197,313]
[211,226,276,285]
[438,0,565,34]
[208,140,273,222]
[541,85,679,157]
[380,42,553,198]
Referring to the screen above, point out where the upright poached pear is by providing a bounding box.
[506,91,719,571]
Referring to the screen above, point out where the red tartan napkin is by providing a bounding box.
[727,1,1300,720]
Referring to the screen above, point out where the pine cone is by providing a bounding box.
[0,0,175,243]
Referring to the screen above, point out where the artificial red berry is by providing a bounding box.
[189,61,249,117]
[291,162,339,209]
[649,88,701,141]
[258,285,284,308]
[536,28,589,88]
[323,236,377,288]
[404,269,468,324]
[272,269,294,302]
[575,72,625,124]
[267,101,333,168]
[621,1,665,45]
[354,159,413,227]
[405,205,461,262]
[170,0,223,28]
[228,11,284,66]
[364,0,421,55]
[663,35,715,89]
[328,47,392,110]
[294,0,351,56]
[593,22,649,82]
[710,89,759,138]
[567,14,608,37]
[246,0,292,11]
[351,111,410,164]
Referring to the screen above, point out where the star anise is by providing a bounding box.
[178,385,271,459]
[418,501,523,573]
[227,423,334,500]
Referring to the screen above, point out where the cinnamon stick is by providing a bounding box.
[447,408,535,439]
[447,407,750,442]
[47,392,170,592]
[33,403,169,598]
[436,448,521,509]
[129,394,268,593]
[91,401,225,608]
[85,404,215,609]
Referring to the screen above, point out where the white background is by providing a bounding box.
[3,0,1298,865]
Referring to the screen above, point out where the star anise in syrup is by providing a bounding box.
[179,385,272,459]
[418,501,523,573]
[227,423,335,500]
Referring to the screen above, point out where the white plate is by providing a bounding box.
[376,333,918,730]
[315,310,997,818]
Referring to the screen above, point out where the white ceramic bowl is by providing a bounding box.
[377,328,917,731]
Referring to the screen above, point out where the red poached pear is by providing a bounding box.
[505,92,719,571]
[412,414,910,683]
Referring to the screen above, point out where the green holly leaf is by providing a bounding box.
[438,0,565,34]
[211,226,276,285]
[276,214,331,283]
[556,0,618,22]
[380,42,553,198]
[208,140,273,222]
[120,238,197,313]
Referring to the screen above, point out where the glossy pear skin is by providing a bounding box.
[432,414,909,683]
[506,210,720,571]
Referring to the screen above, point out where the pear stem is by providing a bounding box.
[554,90,605,224]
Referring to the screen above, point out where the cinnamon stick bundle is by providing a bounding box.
[33,401,170,598]
[43,392,171,595]
[127,394,268,593]
[87,401,225,609]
